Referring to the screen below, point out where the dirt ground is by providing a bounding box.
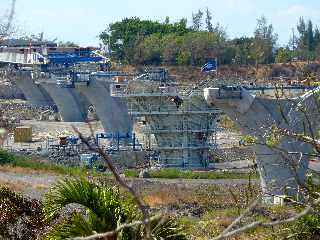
[3,120,104,152]
[0,166,258,201]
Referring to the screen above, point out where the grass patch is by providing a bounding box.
[220,114,238,131]
[149,168,257,180]
[0,149,103,177]
[0,150,257,180]
[123,169,139,177]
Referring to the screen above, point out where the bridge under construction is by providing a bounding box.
[0,46,319,173]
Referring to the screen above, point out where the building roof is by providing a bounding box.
[0,39,57,47]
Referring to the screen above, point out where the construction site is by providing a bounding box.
[1,38,320,240]
[0,44,235,169]
[2,0,320,238]
[0,41,320,203]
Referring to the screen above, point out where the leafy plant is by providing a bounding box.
[240,135,257,146]
[0,149,16,164]
[0,187,47,239]
[135,217,187,240]
[43,177,136,239]
[286,213,320,240]
[43,177,187,239]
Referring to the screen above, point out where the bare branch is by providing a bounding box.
[72,124,151,238]
[0,0,16,40]
[220,197,260,236]
[72,215,161,240]
[212,197,320,240]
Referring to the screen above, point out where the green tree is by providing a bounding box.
[314,27,320,49]
[232,37,254,65]
[134,33,163,64]
[179,32,227,66]
[297,17,307,45]
[192,9,203,31]
[58,41,79,47]
[315,28,320,60]
[275,47,292,63]
[252,16,278,65]
[164,16,170,24]
[162,33,183,65]
[307,20,315,51]
[99,17,191,62]
[205,8,213,32]
[296,17,318,60]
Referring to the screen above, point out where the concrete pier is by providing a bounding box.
[39,80,87,122]
[204,87,320,203]
[75,78,132,133]
[14,71,54,107]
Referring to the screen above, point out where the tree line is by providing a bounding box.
[99,9,320,66]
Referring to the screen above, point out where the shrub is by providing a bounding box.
[0,149,16,165]
[287,213,320,240]
[43,177,187,239]
[0,187,48,239]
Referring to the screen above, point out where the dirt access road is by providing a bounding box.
[0,168,257,200]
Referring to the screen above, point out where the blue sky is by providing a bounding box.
[3,0,320,46]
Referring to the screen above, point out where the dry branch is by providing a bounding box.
[72,215,161,240]
[213,197,320,240]
[0,0,16,40]
[72,125,151,239]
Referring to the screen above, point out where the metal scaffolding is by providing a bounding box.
[111,76,222,168]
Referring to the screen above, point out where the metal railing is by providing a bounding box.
[151,143,213,150]
[127,103,222,114]
[140,127,217,133]
[110,84,178,97]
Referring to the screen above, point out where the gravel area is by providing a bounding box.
[0,169,59,199]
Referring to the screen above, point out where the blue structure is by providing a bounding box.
[96,132,138,151]
[243,85,317,91]
[47,51,104,65]
[80,153,98,168]
[67,136,79,145]
[40,48,109,72]
[201,59,218,73]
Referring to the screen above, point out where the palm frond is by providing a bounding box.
[43,177,93,220]
[45,213,95,240]
[135,217,187,240]
[43,177,137,238]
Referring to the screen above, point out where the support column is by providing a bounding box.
[75,79,132,133]
[14,71,54,107]
[204,87,318,203]
[40,81,87,122]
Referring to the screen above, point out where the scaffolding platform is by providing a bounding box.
[111,77,221,168]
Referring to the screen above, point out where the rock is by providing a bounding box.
[139,169,151,178]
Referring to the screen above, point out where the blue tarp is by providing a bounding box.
[201,59,217,72]
[47,50,104,65]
